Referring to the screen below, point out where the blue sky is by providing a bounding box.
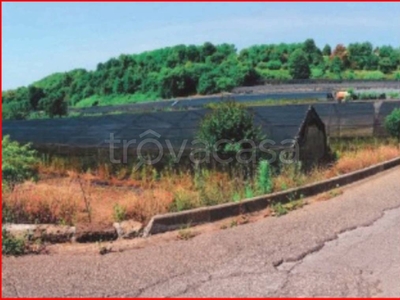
[2,2,400,90]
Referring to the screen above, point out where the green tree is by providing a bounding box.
[322,44,332,56]
[112,78,124,94]
[379,57,396,74]
[2,101,31,120]
[3,40,400,108]
[288,49,311,79]
[365,54,379,71]
[347,42,374,70]
[302,39,323,66]
[331,44,350,68]
[197,72,218,95]
[201,42,217,59]
[330,56,344,76]
[27,86,46,110]
[160,67,197,98]
[39,91,67,118]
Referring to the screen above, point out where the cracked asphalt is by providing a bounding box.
[2,166,400,297]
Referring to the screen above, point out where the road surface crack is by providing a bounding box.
[275,203,400,273]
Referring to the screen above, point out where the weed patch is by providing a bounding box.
[2,229,26,256]
[177,227,197,241]
[271,203,289,217]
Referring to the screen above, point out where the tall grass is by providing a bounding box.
[4,139,399,225]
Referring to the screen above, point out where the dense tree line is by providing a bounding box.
[2,39,400,119]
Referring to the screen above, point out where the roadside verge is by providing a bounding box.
[3,157,400,243]
[143,156,400,236]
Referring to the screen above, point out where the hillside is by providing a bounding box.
[2,39,400,120]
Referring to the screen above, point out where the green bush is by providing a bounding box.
[197,101,264,157]
[2,135,38,189]
[385,108,400,142]
[256,160,272,194]
[2,229,26,256]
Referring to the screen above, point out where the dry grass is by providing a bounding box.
[325,145,400,177]
[2,177,174,226]
[274,145,399,192]
[4,144,399,226]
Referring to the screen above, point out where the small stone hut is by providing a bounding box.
[251,105,330,168]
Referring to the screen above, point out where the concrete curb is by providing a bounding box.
[143,156,400,236]
[3,220,143,245]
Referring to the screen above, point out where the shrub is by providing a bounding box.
[256,160,272,194]
[197,100,264,159]
[2,135,38,189]
[385,108,400,143]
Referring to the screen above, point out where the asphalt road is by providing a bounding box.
[2,166,400,297]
